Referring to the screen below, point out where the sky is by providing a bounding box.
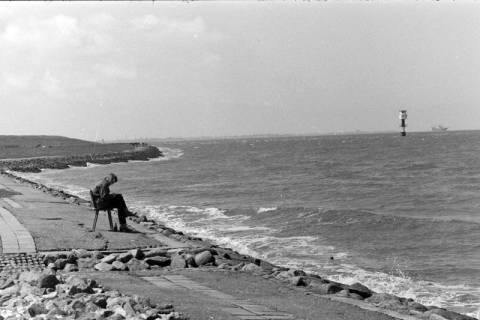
[0,1,479,141]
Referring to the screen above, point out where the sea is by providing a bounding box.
[15,131,480,317]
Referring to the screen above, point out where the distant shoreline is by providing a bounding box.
[0,140,162,173]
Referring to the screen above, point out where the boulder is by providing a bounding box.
[287,269,307,277]
[27,302,48,317]
[77,258,97,269]
[185,254,197,268]
[170,255,187,268]
[308,281,343,295]
[101,254,117,264]
[94,262,113,272]
[347,282,373,299]
[289,276,306,286]
[194,251,215,266]
[43,253,66,265]
[129,248,145,260]
[126,258,150,271]
[54,258,68,270]
[0,276,15,290]
[64,263,79,272]
[407,301,428,313]
[428,308,476,320]
[144,257,171,267]
[38,274,60,289]
[117,252,133,263]
[241,263,263,273]
[64,276,96,295]
[92,296,107,309]
[91,251,104,260]
[144,248,168,258]
[18,271,42,285]
[366,293,409,313]
[112,261,128,271]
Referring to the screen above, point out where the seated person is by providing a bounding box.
[92,173,133,232]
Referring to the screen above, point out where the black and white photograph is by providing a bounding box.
[0,1,478,320]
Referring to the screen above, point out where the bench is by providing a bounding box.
[90,190,114,231]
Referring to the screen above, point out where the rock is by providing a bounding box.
[185,254,197,268]
[289,276,306,286]
[162,229,173,237]
[55,258,68,270]
[308,281,343,295]
[18,271,42,285]
[72,249,91,259]
[407,301,428,312]
[112,261,128,271]
[0,277,15,290]
[46,263,57,271]
[28,302,48,317]
[38,274,60,289]
[93,296,107,309]
[287,269,307,277]
[126,258,150,271]
[129,248,145,260]
[428,308,476,320]
[94,262,113,272]
[101,254,117,264]
[78,258,97,269]
[275,271,290,280]
[170,255,187,268]
[43,253,63,265]
[42,291,58,299]
[347,282,373,299]
[144,248,168,258]
[366,293,409,313]
[71,299,86,311]
[241,263,263,273]
[194,250,215,266]
[144,257,171,267]
[117,252,133,263]
[64,263,79,272]
[230,262,245,271]
[91,251,104,260]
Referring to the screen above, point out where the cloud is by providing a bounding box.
[131,14,159,30]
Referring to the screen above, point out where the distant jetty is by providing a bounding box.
[431,125,448,132]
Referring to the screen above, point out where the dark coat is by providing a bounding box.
[92,174,116,208]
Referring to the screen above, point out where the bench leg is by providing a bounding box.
[92,210,99,231]
[107,210,113,230]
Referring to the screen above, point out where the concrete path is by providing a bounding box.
[0,206,35,254]
[0,175,165,253]
[144,275,295,320]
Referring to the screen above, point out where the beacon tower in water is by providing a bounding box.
[399,110,407,136]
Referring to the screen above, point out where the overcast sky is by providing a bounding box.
[0,2,479,141]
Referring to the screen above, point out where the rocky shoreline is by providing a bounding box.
[0,164,477,320]
[0,145,162,173]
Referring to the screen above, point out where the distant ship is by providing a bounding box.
[431,125,448,132]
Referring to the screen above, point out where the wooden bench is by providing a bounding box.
[90,190,114,231]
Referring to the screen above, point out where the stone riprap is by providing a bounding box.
[0,269,188,320]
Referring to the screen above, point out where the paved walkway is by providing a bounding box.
[0,174,165,253]
[144,275,295,320]
[0,206,35,254]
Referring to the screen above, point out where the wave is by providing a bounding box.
[257,207,277,213]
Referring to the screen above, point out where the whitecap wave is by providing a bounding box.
[258,207,277,213]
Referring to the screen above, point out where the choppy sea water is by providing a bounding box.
[16,132,480,317]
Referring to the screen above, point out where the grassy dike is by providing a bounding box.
[0,136,162,173]
[0,136,476,320]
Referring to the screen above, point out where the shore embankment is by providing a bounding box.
[0,145,162,173]
[0,168,476,319]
